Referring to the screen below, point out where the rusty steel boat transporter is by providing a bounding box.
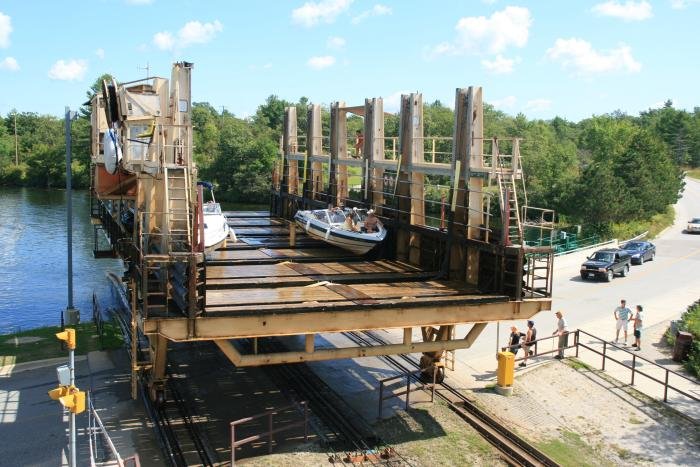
[88,62,556,402]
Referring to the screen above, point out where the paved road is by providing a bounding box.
[450,177,700,372]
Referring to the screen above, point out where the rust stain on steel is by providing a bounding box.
[325,283,379,305]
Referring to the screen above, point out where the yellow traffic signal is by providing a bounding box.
[48,386,70,401]
[56,387,86,414]
[56,328,76,349]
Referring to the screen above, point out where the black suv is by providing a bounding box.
[580,248,631,282]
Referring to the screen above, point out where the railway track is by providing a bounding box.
[108,280,218,467]
[343,331,560,467]
[247,338,408,465]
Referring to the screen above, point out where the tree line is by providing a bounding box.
[0,84,693,235]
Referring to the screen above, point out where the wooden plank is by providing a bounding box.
[325,283,378,305]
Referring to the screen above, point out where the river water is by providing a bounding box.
[0,188,123,332]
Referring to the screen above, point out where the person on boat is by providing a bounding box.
[364,209,378,233]
[343,212,359,232]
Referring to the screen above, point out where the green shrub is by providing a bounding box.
[676,299,700,376]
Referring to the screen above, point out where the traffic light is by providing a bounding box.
[48,385,85,414]
[48,385,70,401]
[56,328,76,349]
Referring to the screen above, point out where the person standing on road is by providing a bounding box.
[552,311,568,359]
[520,320,537,367]
[508,326,523,356]
[632,305,644,351]
[614,299,633,345]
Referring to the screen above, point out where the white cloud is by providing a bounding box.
[292,0,353,27]
[546,38,641,75]
[352,4,392,24]
[153,32,175,50]
[491,96,517,110]
[0,56,19,71]
[592,1,652,21]
[95,48,105,59]
[0,12,12,48]
[669,0,699,9]
[153,20,223,51]
[307,55,336,69]
[48,59,88,81]
[326,36,346,49]
[524,99,552,113]
[427,6,531,58]
[481,55,518,74]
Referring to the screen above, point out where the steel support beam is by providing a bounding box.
[146,299,550,341]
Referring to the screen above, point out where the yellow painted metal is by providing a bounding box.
[48,385,70,401]
[146,299,550,342]
[497,351,515,387]
[55,328,76,350]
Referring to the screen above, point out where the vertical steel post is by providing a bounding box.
[575,330,579,357]
[602,341,607,371]
[230,422,236,465]
[631,354,636,385]
[664,370,669,402]
[378,381,384,419]
[64,107,79,326]
[69,343,76,467]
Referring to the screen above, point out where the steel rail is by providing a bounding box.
[346,330,560,467]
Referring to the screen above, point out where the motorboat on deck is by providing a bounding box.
[197,181,236,251]
[294,208,387,255]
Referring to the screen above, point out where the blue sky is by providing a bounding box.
[1,0,699,122]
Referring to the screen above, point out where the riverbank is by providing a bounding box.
[0,321,123,366]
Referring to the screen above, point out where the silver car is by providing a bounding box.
[687,218,700,234]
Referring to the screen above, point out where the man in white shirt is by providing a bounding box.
[551,311,568,359]
[632,305,644,351]
[614,299,632,345]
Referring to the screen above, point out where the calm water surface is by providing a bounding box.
[0,188,122,331]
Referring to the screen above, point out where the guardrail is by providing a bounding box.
[88,394,141,467]
[377,368,440,419]
[230,401,308,465]
[575,329,699,403]
[511,330,699,405]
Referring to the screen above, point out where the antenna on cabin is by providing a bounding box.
[137,62,151,78]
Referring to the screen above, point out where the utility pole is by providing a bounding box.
[64,107,80,327]
[14,111,18,165]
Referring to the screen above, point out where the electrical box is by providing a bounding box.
[497,351,515,387]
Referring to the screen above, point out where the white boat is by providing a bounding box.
[198,182,236,251]
[294,208,387,255]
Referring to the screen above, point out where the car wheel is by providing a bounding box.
[639,256,644,265]
[621,264,630,277]
[650,252,655,261]
[580,273,587,280]
[606,270,613,282]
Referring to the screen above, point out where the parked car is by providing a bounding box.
[580,248,631,282]
[619,241,655,264]
[687,218,700,234]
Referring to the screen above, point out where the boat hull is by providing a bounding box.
[294,210,386,255]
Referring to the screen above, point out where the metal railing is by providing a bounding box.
[88,394,141,467]
[230,401,308,465]
[511,330,699,405]
[575,329,699,403]
[377,367,440,419]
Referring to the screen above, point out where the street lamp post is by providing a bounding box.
[64,106,80,327]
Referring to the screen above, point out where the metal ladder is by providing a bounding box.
[495,146,523,246]
[163,166,191,253]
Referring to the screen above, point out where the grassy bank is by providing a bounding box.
[610,205,675,240]
[0,321,123,366]
[685,168,700,180]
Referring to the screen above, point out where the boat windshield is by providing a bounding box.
[328,210,346,224]
[312,210,330,223]
[203,202,222,215]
